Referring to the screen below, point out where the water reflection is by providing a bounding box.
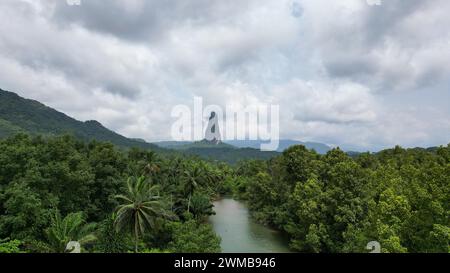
[209,198,291,253]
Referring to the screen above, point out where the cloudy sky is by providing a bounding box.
[0,0,449,151]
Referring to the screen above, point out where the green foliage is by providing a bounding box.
[95,215,130,253]
[428,224,450,253]
[0,118,25,138]
[167,216,221,253]
[0,238,23,253]
[141,248,171,253]
[0,130,447,253]
[0,180,51,241]
[234,145,450,253]
[45,211,97,253]
[0,134,228,253]
[114,176,173,252]
[190,193,215,220]
[184,147,279,164]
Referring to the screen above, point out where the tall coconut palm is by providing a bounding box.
[143,151,162,177]
[45,211,97,253]
[114,176,172,253]
[183,163,206,213]
[190,192,216,221]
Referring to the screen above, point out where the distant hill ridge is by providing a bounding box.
[224,139,332,154]
[156,139,332,154]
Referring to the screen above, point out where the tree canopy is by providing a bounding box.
[0,134,448,253]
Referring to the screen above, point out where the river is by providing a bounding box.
[209,198,292,253]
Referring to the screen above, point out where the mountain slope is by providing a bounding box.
[0,88,160,151]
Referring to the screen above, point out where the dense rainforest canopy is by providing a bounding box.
[233,145,449,253]
[0,134,448,253]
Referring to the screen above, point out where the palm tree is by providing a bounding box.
[190,192,215,221]
[45,211,97,253]
[143,151,161,176]
[114,176,172,253]
[183,163,206,213]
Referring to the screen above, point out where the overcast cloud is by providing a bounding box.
[0,0,449,151]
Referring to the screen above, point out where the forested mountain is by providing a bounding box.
[0,88,162,151]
